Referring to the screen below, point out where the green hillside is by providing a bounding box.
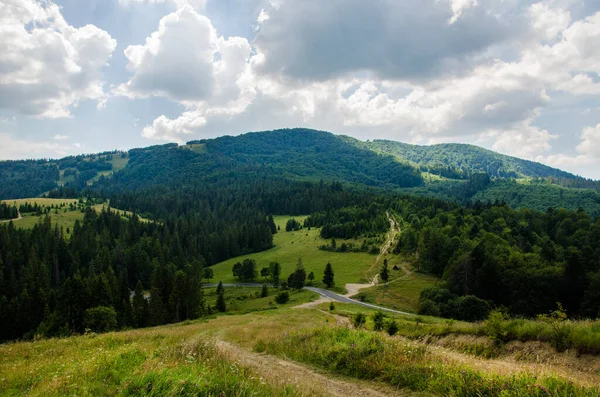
[1,128,599,214]
[361,139,585,180]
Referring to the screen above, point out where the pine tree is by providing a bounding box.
[323,263,335,288]
[261,284,268,297]
[216,290,226,312]
[216,281,224,295]
[169,270,186,322]
[272,262,281,288]
[267,215,277,234]
[380,259,390,285]
[307,271,315,285]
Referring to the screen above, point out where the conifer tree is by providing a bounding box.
[323,263,335,288]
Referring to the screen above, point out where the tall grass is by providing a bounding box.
[257,327,600,396]
[0,329,300,397]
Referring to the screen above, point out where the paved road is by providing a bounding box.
[205,283,415,317]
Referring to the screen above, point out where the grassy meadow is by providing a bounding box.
[211,215,384,290]
[355,264,440,313]
[0,198,149,233]
[204,286,319,314]
[2,296,600,396]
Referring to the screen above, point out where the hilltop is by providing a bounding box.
[1,128,599,214]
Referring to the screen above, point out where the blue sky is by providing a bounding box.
[1,0,600,179]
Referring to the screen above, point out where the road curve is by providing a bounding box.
[204,283,415,317]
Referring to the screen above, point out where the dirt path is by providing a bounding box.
[346,211,399,297]
[294,295,335,309]
[215,340,410,396]
[374,211,399,266]
[424,342,600,388]
[344,274,378,297]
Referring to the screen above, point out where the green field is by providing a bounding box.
[204,286,319,314]
[210,216,382,290]
[355,263,440,313]
[108,154,129,172]
[1,198,79,207]
[0,198,149,232]
[181,143,207,154]
[4,304,596,397]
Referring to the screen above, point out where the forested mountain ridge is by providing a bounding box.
[0,151,128,200]
[1,128,599,214]
[359,139,590,182]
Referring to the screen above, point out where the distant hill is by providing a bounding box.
[1,128,599,215]
[360,139,588,181]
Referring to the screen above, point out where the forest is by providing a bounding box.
[1,174,600,341]
[0,203,18,220]
[2,129,600,342]
[2,128,600,215]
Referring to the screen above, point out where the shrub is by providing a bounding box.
[537,303,573,352]
[356,292,367,302]
[353,313,366,328]
[418,299,440,317]
[483,309,510,345]
[329,302,335,311]
[455,295,491,322]
[275,291,290,304]
[84,306,117,333]
[387,320,398,336]
[372,311,385,331]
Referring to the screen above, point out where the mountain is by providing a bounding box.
[1,128,599,214]
[359,139,591,182]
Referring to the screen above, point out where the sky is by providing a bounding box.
[1,0,600,179]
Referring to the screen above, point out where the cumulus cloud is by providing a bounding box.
[114,0,598,179]
[118,6,219,101]
[118,0,206,10]
[252,0,521,82]
[538,124,600,175]
[0,0,116,118]
[0,133,78,160]
[118,5,255,140]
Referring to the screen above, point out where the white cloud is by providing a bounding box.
[529,3,571,41]
[0,0,116,118]
[142,112,207,142]
[118,6,253,105]
[577,124,600,158]
[0,133,79,159]
[118,5,255,141]
[449,0,479,24]
[114,0,598,179]
[491,121,557,159]
[252,0,520,82]
[118,0,206,10]
[537,124,600,175]
[53,134,69,140]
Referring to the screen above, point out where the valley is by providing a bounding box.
[1,129,600,396]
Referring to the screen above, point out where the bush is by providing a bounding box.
[387,320,399,336]
[483,309,510,345]
[275,291,290,304]
[353,313,366,328]
[329,302,335,311]
[356,292,367,302]
[372,311,385,331]
[455,295,491,322]
[418,299,440,317]
[537,303,573,352]
[84,306,117,333]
